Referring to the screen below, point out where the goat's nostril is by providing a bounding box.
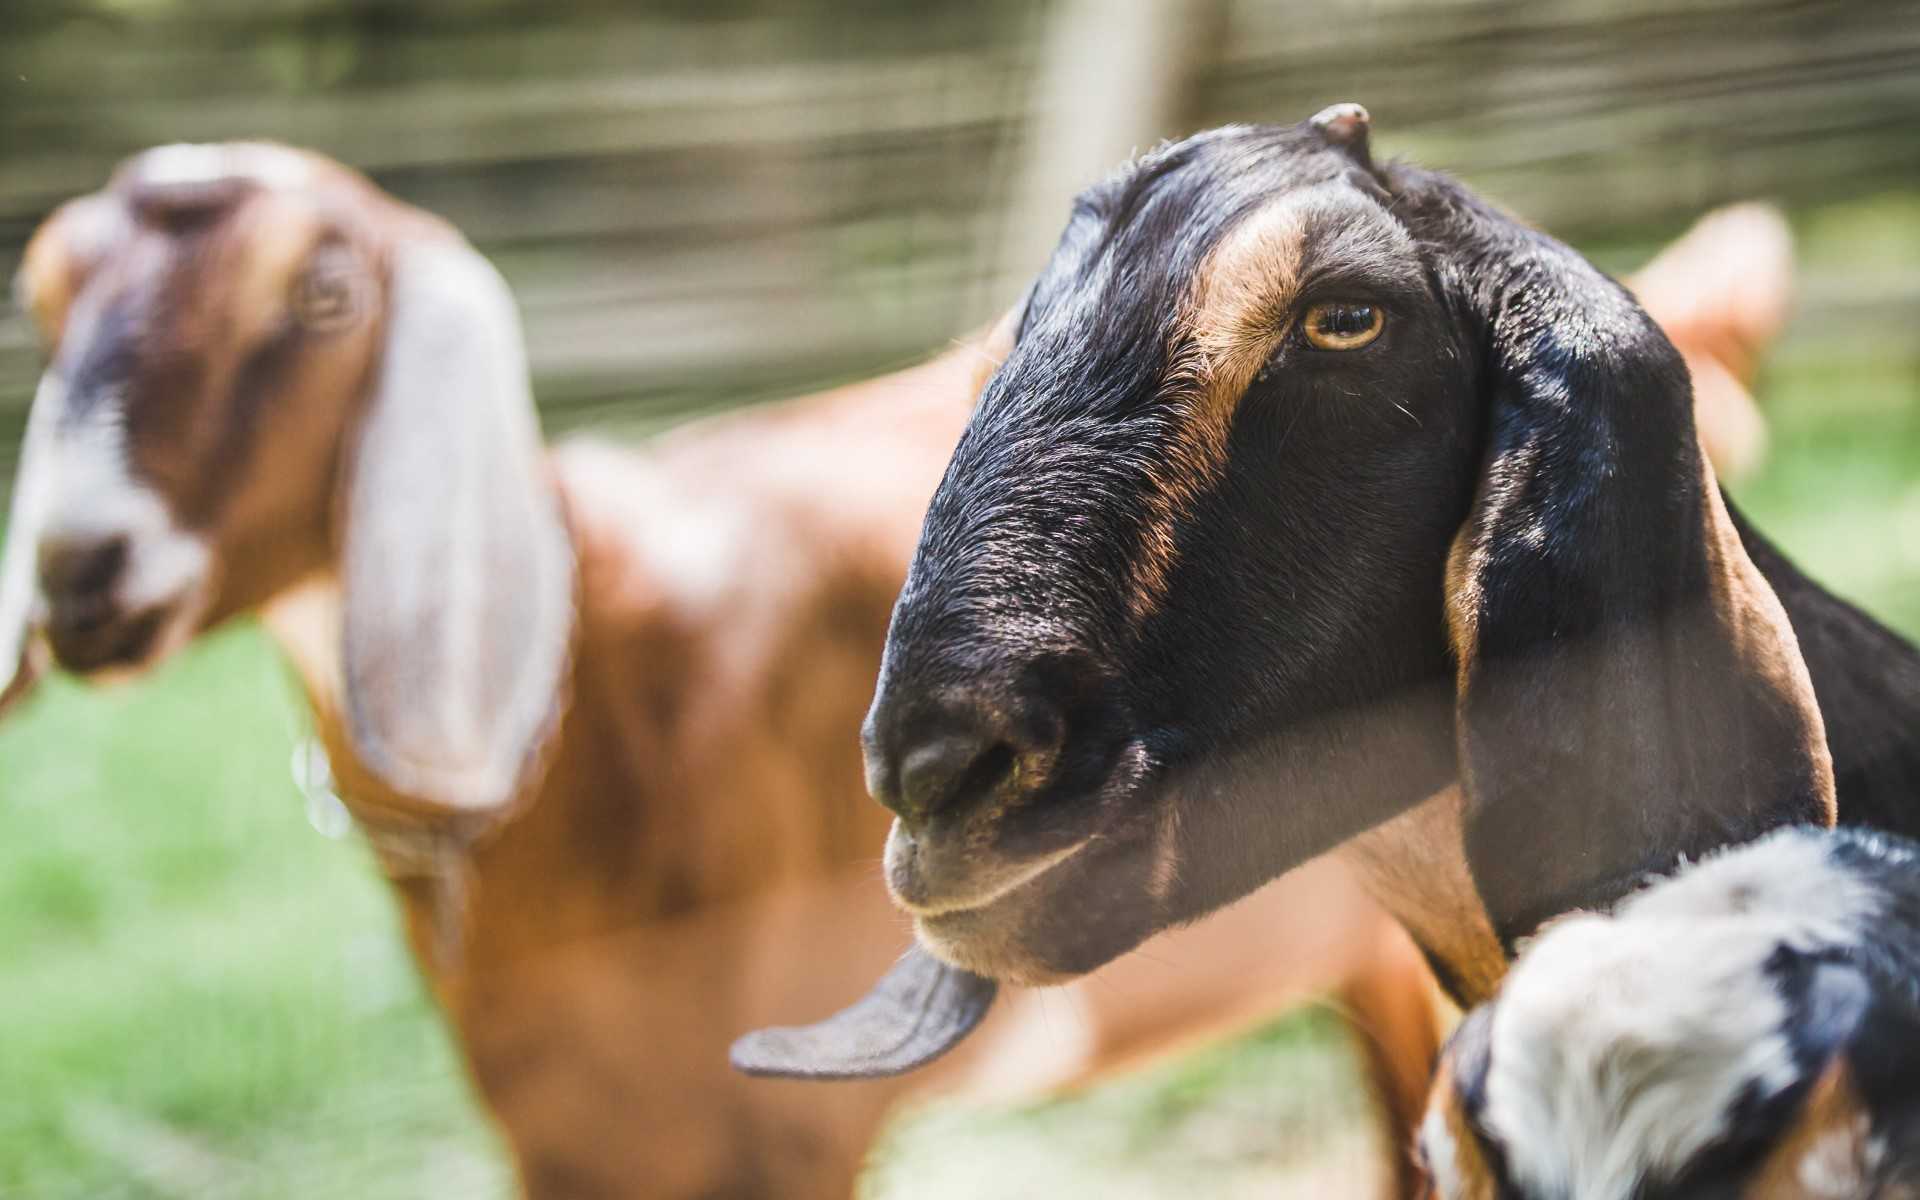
[897,735,1017,824]
[867,687,1072,828]
[38,534,128,603]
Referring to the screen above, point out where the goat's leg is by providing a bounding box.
[1331,924,1448,1200]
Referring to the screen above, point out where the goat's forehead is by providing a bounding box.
[999,175,1410,428]
[120,142,318,193]
[1045,168,1404,335]
[1188,185,1408,326]
[87,193,329,314]
[29,160,351,304]
[99,144,386,257]
[32,193,353,390]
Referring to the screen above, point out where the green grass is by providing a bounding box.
[1738,355,1920,635]
[0,201,1916,1197]
[0,636,511,1199]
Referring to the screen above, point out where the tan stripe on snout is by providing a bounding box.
[1127,201,1307,622]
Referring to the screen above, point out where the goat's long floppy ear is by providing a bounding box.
[1409,172,1835,947]
[339,238,573,816]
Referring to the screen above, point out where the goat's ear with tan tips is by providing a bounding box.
[1397,169,1835,948]
[338,237,573,817]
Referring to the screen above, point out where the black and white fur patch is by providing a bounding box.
[1423,825,1920,1200]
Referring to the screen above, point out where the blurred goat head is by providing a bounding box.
[2,143,572,817]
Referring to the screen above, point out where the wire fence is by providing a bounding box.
[1,0,1915,472]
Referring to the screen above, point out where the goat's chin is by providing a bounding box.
[913,909,1080,987]
[910,829,1163,987]
[45,587,208,684]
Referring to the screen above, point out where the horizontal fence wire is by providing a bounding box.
[0,0,1915,479]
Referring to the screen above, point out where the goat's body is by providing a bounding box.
[266,344,1441,1199]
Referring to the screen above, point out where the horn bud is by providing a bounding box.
[1310,102,1373,168]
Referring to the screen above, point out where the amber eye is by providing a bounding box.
[1302,301,1383,350]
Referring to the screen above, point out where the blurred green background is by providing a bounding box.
[1,0,1918,1196]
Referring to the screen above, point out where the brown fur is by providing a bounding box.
[1744,1060,1872,1200]
[1341,788,1508,1007]
[1426,1059,1502,1200]
[1629,203,1794,481]
[1698,455,1839,828]
[1136,201,1312,623]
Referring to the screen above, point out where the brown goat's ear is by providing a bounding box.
[14,193,128,354]
[1410,172,1835,948]
[338,238,573,816]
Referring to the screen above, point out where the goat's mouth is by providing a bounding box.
[884,821,1093,918]
[890,744,1171,986]
[728,740,1171,1081]
[909,828,1167,986]
[43,592,201,679]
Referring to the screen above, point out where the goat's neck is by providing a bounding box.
[258,570,565,828]
[1337,785,1508,1005]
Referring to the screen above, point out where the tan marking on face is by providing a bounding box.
[1340,786,1510,1006]
[1744,1058,1871,1199]
[121,194,337,531]
[1125,200,1309,623]
[1445,519,1481,687]
[1444,433,1547,700]
[1146,798,1182,904]
[1696,448,1837,825]
[223,195,331,339]
[1177,201,1311,405]
[206,241,387,618]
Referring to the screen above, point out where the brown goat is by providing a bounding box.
[1628,202,1795,482]
[0,143,1446,1199]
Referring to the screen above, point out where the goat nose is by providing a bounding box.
[899,732,1012,823]
[38,533,128,603]
[867,698,1061,828]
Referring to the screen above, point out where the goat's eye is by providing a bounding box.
[1302,301,1383,350]
[293,245,369,334]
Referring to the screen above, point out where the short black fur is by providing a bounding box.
[866,112,1920,997]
